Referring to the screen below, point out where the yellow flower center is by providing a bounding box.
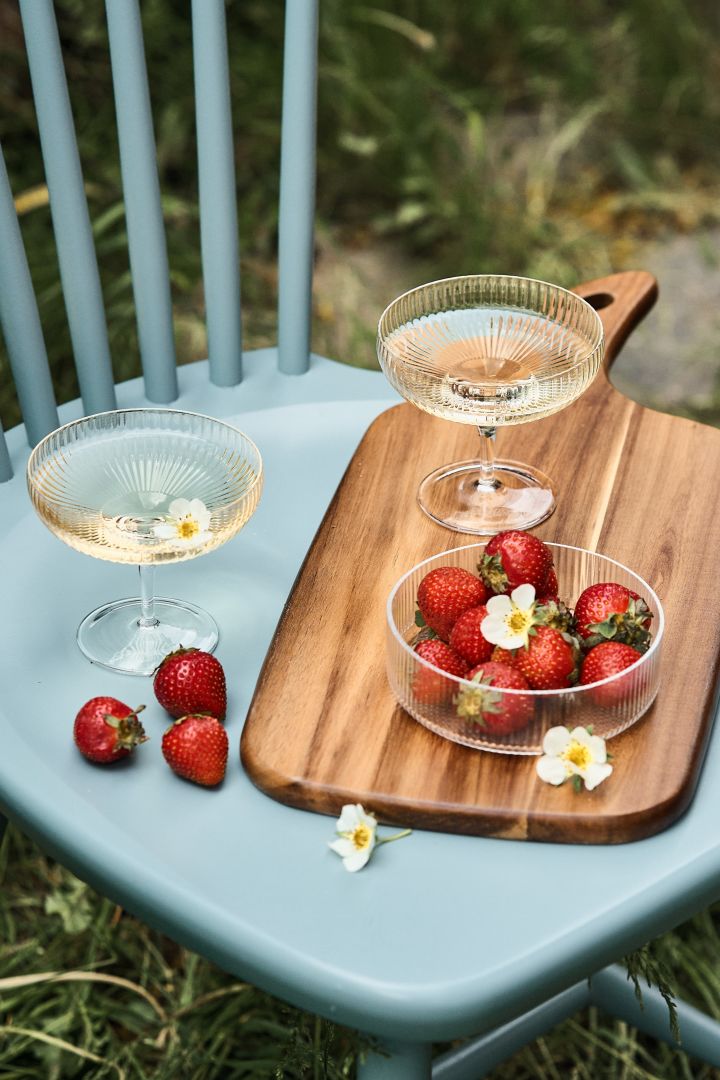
[506,610,532,634]
[350,824,373,851]
[562,740,593,770]
[177,517,200,540]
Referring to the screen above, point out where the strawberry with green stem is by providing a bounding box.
[479,530,554,596]
[455,662,534,735]
[74,697,147,764]
[574,582,652,652]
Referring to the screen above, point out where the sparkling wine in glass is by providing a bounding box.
[27,409,263,675]
[377,275,604,534]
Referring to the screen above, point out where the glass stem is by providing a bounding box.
[138,565,159,628]
[477,425,500,491]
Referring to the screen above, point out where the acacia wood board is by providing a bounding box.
[241,271,720,843]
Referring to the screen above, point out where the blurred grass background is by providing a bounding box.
[2,0,720,1075]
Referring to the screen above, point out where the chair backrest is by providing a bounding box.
[0,0,319,481]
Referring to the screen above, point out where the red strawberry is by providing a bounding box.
[480,531,554,595]
[416,566,487,641]
[514,626,579,690]
[580,641,643,706]
[161,713,229,787]
[413,639,469,704]
[449,605,494,666]
[574,583,652,652]
[154,648,227,720]
[74,697,147,764]
[490,645,517,666]
[455,662,534,735]
[537,567,559,603]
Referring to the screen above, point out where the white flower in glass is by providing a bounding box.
[481,583,537,650]
[155,498,212,546]
[536,725,613,791]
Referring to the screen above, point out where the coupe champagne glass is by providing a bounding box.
[27,408,263,675]
[377,274,604,534]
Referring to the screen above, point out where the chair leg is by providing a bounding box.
[591,964,720,1068]
[356,1038,432,1079]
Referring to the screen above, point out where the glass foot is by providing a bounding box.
[77,597,219,676]
[418,458,555,535]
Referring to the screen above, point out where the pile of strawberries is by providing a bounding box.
[412,530,653,736]
[73,648,229,786]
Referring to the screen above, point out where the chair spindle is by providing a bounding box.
[19,0,117,417]
[191,0,243,387]
[277,0,319,375]
[0,145,59,448]
[105,0,178,404]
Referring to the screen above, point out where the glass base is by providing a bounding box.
[77,597,219,676]
[418,458,555,535]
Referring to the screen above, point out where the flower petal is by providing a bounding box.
[168,498,192,516]
[511,583,536,609]
[485,594,512,616]
[569,726,593,747]
[342,848,373,872]
[480,614,508,645]
[587,734,608,763]
[328,838,355,858]
[497,633,528,651]
[154,524,177,539]
[542,726,572,756]
[583,763,613,791]
[536,755,568,785]
[336,804,362,833]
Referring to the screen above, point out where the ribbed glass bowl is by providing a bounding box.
[27,408,263,565]
[386,542,664,755]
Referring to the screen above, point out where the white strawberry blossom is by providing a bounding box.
[154,498,211,546]
[481,583,537,650]
[328,803,411,872]
[536,725,612,791]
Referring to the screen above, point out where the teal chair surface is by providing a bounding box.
[3,3,720,1076]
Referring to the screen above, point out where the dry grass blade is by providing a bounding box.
[0,970,167,1021]
[174,983,251,1017]
[0,1024,125,1078]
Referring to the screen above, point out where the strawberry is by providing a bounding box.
[455,662,534,735]
[413,639,469,704]
[514,625,579,690]
[490,645,517,666]
[161,713,229,787]
[154,648,227,720]
[449,605,494,666]
[574,583,652,652]
[74,697,147,764]
[479,530,554,595]
[580,641,643,706]
[416,566,487,641]
[537,567,559,603]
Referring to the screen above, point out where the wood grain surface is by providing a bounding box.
[241,271,720,843]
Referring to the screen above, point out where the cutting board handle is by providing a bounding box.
[573,270,658,372]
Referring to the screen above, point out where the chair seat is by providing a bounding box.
[2,348,720,1045]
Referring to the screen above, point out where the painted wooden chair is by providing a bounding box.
[3,2,720,1076]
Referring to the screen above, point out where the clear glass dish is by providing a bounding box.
[386,542,664,755]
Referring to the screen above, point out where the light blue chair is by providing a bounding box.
[3,3,720,1076]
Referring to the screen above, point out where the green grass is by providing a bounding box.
[3,3,720,1074]
[3,821,720,1078]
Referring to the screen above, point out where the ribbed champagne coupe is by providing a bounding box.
[377,275,604,534]
[27,409,263,675]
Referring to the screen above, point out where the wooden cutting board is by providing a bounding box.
[241,271,720,843]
